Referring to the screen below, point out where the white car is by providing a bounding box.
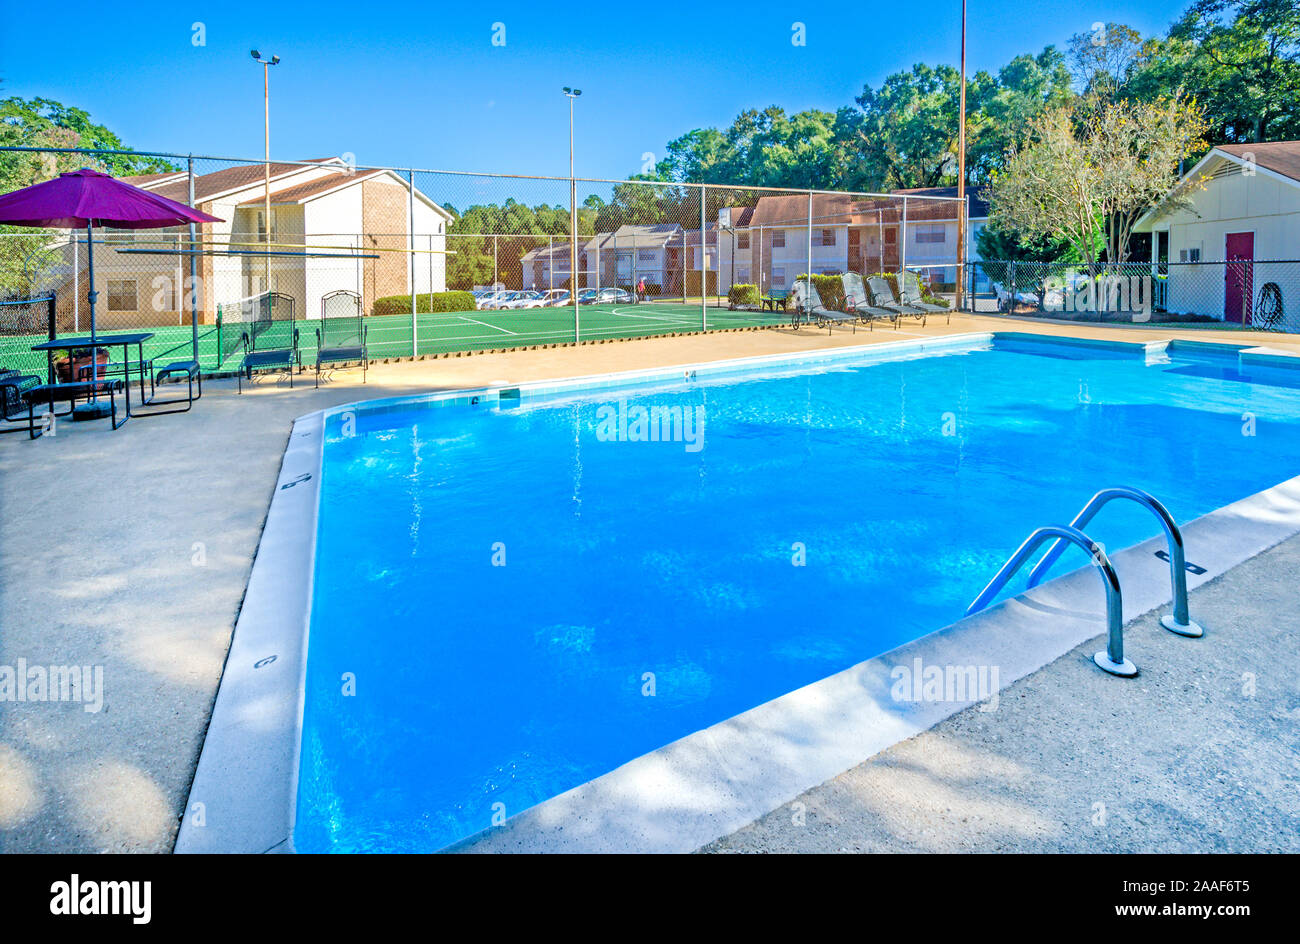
[537,289,571,307]
[479,290,528,311]
[502,291,546,310]
[475,290,511,310]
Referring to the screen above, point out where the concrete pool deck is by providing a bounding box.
[1,312,1298,853]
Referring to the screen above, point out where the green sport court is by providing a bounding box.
[3,301,797,378]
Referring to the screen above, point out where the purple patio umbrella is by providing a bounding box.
[0,168,222,417]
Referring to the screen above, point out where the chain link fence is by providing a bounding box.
[965,259,1300,332]
[0,146,965,374]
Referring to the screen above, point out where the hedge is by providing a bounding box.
[372,291,477,316]
[728,283,760,307]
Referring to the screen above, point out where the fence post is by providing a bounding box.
[73,229,80,332]
[187,156,199,361]
[806,191,813,307]
[700,183,707,330]
[45,294,56,383]
[900,196,908,293]
[407,169,417,357]
[1009,260,1016,312]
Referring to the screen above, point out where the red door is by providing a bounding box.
[1224,232,1254,323]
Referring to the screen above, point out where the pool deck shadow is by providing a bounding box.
[1,313,1297,853]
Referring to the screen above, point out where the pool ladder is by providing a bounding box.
[966,486,1204,678]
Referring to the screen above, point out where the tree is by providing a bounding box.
[1131,0,1299,143]
[975,222,1085,263]
[990,94,1208,268]
[0,96,178,295]
[1067,23,1147,101]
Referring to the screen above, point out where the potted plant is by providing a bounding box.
[52,347,109,384]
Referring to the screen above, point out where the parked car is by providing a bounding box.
[501,291,545,310]
[480,290,529,310]
[575,288,599,305]
[596,287,635,304]
[538,289,571,307]
[475,290,511,310]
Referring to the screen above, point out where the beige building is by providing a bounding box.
[55,157,452,330]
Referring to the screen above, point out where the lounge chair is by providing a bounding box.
[841,273,899,330]
[238,322,299,394]
[791,279,858,333]
[314,292,368,388]
[901,271,952,323]
[868,276,927,328]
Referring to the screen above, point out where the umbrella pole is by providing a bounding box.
[73,220,111,420]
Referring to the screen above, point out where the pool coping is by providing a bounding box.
[174,330,1300,854]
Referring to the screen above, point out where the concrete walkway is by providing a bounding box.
[0,314,1296,852]
[703,534,1300,853]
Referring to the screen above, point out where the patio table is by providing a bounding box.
[30,332,154,420]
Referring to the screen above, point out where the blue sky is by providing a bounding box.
[3,1,1192,181]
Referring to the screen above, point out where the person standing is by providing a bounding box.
[637,276,646,302]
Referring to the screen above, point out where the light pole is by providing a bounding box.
[252,50,280,302]
[563,87,581,338]
[956,3,968,310]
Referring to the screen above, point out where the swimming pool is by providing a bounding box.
[294,333,1300,852]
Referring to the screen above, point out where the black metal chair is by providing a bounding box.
[0,369,43,434]
[238,321,300,394]
[314,290,368,388]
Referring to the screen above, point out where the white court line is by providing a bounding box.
[603,306,699,326]
[454,315,520,336]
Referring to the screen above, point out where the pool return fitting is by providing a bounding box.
[966,486,1204,678]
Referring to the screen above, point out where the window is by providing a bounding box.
[917,224,947,245]
[811,228,836,247]
[737,268,751,283]
[637,249,656,262]
[737,232,750,249]
[772,266,786,287]
[771,230,785,248]
[107,280,137,311]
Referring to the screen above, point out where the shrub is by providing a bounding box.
[372,291,477,316]
[728,283,760,307]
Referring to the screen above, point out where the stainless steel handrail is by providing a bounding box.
[1025,485,1204,638]
[966,525,1137,677]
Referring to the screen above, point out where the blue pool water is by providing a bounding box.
[296,335,1300,852]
